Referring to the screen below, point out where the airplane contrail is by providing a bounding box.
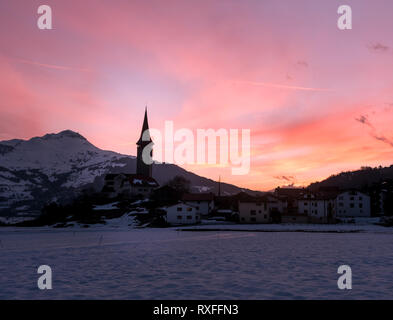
[236,80,332,92]
[12,58,90,72]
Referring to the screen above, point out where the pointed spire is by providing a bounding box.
[137,106,152,145]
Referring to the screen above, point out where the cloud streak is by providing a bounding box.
[355,115,374,129]
[274,175,296,182]
[236,80,332,92]
[12,58,91,72]
[367,42,390,53]
[372,134,393,147]
[356,114,393,148]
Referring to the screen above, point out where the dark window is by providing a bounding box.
[264,215,267,219]
[187,208,192,212]
[250,210,256,215]
[177,216,182,220]
[350,203,354,208]
[251,217,256,222]
[359,203,363,208]
[187,216,192,219]
[177,207,182,211]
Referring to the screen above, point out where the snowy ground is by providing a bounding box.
[182,219,393,234]
[1,224,393,299]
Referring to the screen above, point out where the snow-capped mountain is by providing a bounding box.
[0,130,131,217]
[0,130,255,217]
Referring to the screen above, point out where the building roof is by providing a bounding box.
[182,193,215,201]
[104,173,159,187]
[127,174,158,187]
[275,187,306,198]
[161,202,198,210]
[338,189,368,196]
[299,193,336,200]
[238,193,282,203]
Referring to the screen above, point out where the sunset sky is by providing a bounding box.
[1,0,393,191]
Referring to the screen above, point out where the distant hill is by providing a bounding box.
[308,165,393,191]
[0,130,257,218]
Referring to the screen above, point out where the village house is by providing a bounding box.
[102,173,159,198]
[182,193,215,217]
[238,196,270,223]
[238,194,287,223]
[274,187,305,215]
[163,202,201,226]
[273,187,309,223]
[335,190,371,217]
[297,192,336,223]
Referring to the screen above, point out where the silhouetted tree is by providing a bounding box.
[166,175,191,195]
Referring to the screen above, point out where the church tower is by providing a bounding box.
[136,108,153,178]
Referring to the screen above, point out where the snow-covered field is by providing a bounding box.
[1,225,393,299]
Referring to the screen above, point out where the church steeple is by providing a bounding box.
[136,107,153,177]
[137,107,152,146]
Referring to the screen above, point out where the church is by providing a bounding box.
[102,108,159,198]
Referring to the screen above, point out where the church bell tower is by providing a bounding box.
[136,108,153,178]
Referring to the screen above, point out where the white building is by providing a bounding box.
[266,194,287,214]
[238,195,286,223]
[335,190,371,217]
[164,203,201,226]
[182,193,215,217]
[298,193,335,223]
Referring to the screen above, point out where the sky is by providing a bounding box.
[1,0,393,191]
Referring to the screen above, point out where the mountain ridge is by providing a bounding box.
[0,130,258,218]
[308,165,393,191]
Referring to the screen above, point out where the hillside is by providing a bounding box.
[0,130,256,218]
[308,165,393,191]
